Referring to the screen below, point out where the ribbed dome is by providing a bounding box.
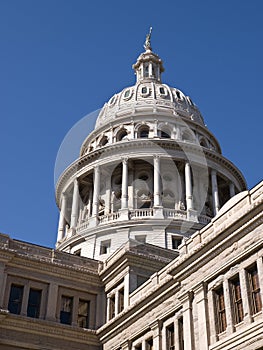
[95,35,205,129]
[95,81,205,129]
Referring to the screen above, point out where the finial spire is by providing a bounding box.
[144,27,152,51]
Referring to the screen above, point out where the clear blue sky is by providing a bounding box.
[0,0,262,248]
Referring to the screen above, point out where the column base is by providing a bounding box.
[153,207,164,219]
[89,216,99,228]
[187,209,198,222]
[119,208,129,221]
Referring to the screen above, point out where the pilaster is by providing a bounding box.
[194,283,209,350]
[46,282,59,322]
[179,291,194,350]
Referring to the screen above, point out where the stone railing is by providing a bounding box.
[76,221,89,233]
[98,212,120,224]
[129,208,154,218]
[163,208,187,219]
[76,206,212,232]
[198,214,212,225]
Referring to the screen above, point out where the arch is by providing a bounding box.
[116,128,128,142]
[199,136,209,148]
[99,135,108,147]
[182,129,195,142]
[157,122,172,139]
[137,125,150,138]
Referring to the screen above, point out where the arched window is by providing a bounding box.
[116,129,128,142]
[199,137,208,148]
[158,128,171,139]
[99,136,108,147]
[138,125,149,138]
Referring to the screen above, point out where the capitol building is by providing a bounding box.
[0,33,263,350]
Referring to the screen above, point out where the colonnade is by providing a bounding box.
[57,157,236,241]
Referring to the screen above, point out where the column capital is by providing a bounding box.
[121,156,129,164]
[211,168,217,176]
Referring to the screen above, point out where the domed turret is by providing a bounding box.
[55,33,246,260]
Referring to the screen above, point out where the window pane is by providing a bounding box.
[27,289,41,318]
[231,277,244,324]
[60,296,73,325]
[77,299,89,328]
[8,285,24,315]
[248,265,262,314]
[215,286,227,333]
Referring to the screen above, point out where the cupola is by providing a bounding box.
[132,27,164,83]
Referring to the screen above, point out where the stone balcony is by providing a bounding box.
[76,207,211,234]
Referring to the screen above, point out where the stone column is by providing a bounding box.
[128,161,134,209]
[211,170,220,215]
[149,62,153,77]
[195,283,209,350]
[229,182,235,198]
[105,178,111,215]
[180,292,194,350]
[121,158,129,209]
[185,161,193,210]
[46,282,59,322]
[88,187,93,217]
[70,179,79,230]
[223,279,234,334]
[90,166,100,227]
[57,192,67,241]
[154,155,161,207]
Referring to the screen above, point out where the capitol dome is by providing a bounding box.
[55,32,246,260]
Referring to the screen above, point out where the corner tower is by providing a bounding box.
[55,32,246,260]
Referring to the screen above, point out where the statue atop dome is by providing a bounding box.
[144,27,152,51]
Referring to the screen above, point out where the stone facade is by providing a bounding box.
[0,37,262,350]
[0,183,263,349]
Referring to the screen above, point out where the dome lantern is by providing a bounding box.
[133,28,164,83]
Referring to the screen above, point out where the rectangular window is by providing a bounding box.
[137,275,148,288]
[247,264,262,314]
[230,276,244,324]
[77,299,90,328]
[178,317,184,350]
[100,240,111,255]
[146,338,153,350]
[134,345,142,350]
[172,236,182,249]
[8,284,24,315]
[166,323,175,350]
[118,288,124,313]
[27,288,42,318]
[109,294,115,319]
[214,286,227,333]
[60,295,73,325]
